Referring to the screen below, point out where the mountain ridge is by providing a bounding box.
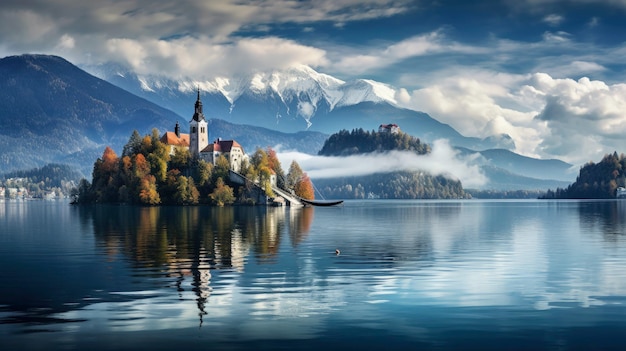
[0,54,575,191]
[84,62,515,150]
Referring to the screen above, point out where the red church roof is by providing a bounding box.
[202,139,244,153]
[160,132,190,147]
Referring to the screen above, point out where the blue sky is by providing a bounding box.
[1,0,626,165]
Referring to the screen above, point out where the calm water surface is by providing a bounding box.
[2,199,626,350]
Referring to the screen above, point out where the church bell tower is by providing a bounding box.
[189,88,209,157]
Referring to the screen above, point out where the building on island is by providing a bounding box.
[160,121,190,155]
[161,89,248,172]
[201,138,246,172]
[379,123,400,134]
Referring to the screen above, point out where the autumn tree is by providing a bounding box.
[294,172,315,200]
[138,175,161,205]
[286,160,313,199]
[210,177,235,206]
[267,147,285,189]
[131,153,157,204]
[92,146,120,202]
[250,148,274,196]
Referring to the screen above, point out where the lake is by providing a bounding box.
[2,199,626,350]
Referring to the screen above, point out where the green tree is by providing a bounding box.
[170,147,190,173]
[122,130,143,157]
[286,160,304,191]
[213,154,231,184]
[147,128,170,183]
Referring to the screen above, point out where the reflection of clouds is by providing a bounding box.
[14,200,626,347]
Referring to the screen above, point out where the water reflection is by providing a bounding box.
[79,205,313,267]
[77,205,314,327]
[4,200,626,350]
[577,200,626,242]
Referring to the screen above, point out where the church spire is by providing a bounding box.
[192,87,204,122]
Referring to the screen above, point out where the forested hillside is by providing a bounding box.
[315,128,467,199]
[542,152,626,199]
[318,128,430,156]
[1,163,82,197]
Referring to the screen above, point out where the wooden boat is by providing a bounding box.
[300,198,344,207]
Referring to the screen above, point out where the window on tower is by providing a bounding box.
[192,127,196,133]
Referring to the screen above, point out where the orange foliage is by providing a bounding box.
[295,173,315,200]
[100,146,119,173]
[133,153,151,179]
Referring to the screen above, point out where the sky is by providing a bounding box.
[2,0,626,167]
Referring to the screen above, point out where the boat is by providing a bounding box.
[300,198,344,207]
[617,187,626,199]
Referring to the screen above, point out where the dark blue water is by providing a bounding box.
[2,199,626,350]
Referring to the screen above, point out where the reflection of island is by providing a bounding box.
[577,200,626,242]
[79,205,313,324]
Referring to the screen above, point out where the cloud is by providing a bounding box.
[532,74,626,162]
[96,36,328,79]
[542,14,564,25]
[0,0,413,77]
[402,70,542,156]
[397,68,626,166]
[329,30,483,74]
[277,139,488,188]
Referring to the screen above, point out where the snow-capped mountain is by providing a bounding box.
[85,62,514,151]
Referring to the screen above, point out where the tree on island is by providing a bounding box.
[210,177,235,206]
[286,160,314,200]
[78,129,205,205]
[75,129,309,206]
[542,152,626,199]
[313,128,466,199]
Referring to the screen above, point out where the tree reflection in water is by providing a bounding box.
[79,205,313,326]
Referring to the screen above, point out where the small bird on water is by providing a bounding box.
[335,249,340,255]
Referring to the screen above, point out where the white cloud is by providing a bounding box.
[542,30,571,43]
[329,31,482,74]
[277,139,488,188]
[403,70,542,156]
[0,0,412,77]
[98,36,328,79]
[542,14,564,25]
[397,69,626,166]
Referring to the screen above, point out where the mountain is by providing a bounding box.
[0,54,574,192]
[455,147,576,183]
[0,54,182,174]
[86,64,515,150]
[0,55,328,176]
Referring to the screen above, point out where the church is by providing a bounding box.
[160,90,247,172]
